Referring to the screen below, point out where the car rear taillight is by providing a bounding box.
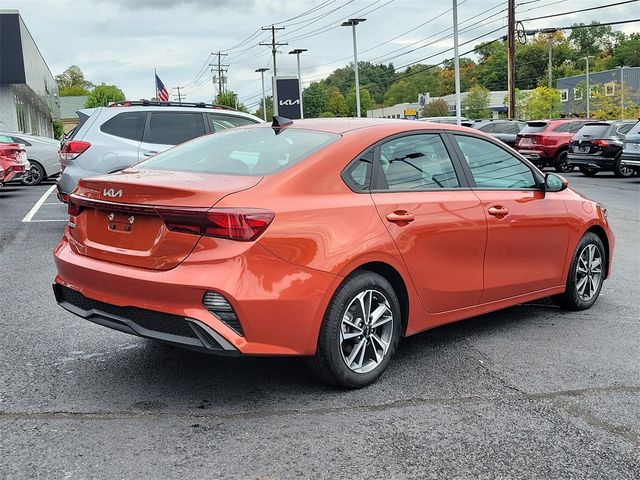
[60,140,91,163]
[67,199,83,216]
[156,208,274,241]
[592,139,609,147]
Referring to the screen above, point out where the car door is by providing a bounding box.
[370,132,487,314]
[449,133,571,303]
[98,111,147,171]
[140,112,207,160]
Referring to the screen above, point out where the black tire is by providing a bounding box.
[307,271,402,388]
[613,154,635,178]
[21,161,46,186]
[579,166,598,177]
[552,232,606,310]
[554,150,574,173]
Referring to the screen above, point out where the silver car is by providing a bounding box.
[57,101,262,200]
[0,131,60,185]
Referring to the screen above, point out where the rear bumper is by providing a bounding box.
[567,154,615,170]
[517,149,551,164]
[53,283,240,355]
[53,237,340,356]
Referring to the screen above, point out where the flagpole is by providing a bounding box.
[154,68,157,100]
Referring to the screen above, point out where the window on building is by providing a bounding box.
[605,83,616,96]
[574,87,583,101]
[15,95,28,133]
[560,89,569,102]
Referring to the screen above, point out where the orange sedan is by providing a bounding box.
[53,118,614,388]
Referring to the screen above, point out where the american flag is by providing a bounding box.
[155,73,169,101]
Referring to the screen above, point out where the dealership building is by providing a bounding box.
[0,10,59,137]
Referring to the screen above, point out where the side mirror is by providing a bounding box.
[545,173,568,192]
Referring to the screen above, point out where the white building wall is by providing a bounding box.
[0,85,18,132]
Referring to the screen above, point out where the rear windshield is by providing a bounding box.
[520,122,548,134]
[139,127,339,176]
[575,124,611,138]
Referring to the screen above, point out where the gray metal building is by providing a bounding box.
[0,10,59,137]
[556,67,640,116]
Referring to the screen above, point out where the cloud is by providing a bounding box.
[100,0,255,10]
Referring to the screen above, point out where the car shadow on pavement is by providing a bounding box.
[62,299,565,409]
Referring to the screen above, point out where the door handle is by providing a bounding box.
[386,211,415,224]
[488,206,509,217]
[143,150,158,157]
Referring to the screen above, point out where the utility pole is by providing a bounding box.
[255,67,269,121]
[452,0,462,125]
[211,52,228,96]
[507,0,516,118]
[172,86,185,104]
[260,25,287,76]
[619,65,626,118]
[583,56,594,118]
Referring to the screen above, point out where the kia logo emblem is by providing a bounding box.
[103,188,123,198]
[279,99,300,106]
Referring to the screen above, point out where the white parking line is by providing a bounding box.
[21,184,57,223]
[27,219,68,223]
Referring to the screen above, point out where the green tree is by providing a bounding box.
[303,82,329,118]
[611,33,640,67]
[590,83,639,120]
[326,87,348,116]
[215,91,247,111]
[323,62,396,104]
[52,119,65,139]
[55,65,93,96]
[521,86,562,120]
[569,22,622,59]
[463,85,491,118]
[422,98,449,117]
[439,58,478,95]
[84,84,125,108]
[476,40,508,90]
[254,96,273,120]
[345,87,373,117]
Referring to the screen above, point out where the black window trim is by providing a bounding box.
[445,131,546,191]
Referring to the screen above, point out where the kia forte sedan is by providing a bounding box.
[53,118,614,388]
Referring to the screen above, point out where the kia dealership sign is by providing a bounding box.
[273,76,301,119]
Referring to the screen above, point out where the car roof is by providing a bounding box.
[250,117,481,135]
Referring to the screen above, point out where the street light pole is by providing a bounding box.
[620,66,625,118]
[255,67,269,121]
[452,0,462,125]
[341,18,366,117]
[289,49,307,119]
[583,56,594,118]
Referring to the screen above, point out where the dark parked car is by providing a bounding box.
[515,119,591,173]
[620,121,640,174]
[469,119,526,147]
[568,120,637,177]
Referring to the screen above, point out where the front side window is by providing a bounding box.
[377,134,460,190]
[140,127,339,176]
[208,113,258,132]
[146,112,206,145]
[101,112,147,141]
[453,134,537,189]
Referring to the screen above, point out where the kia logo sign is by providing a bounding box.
[273,77,302,119]
[279,99,300,106]
[103,188,123,198]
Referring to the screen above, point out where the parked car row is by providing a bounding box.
[0,131,60,186]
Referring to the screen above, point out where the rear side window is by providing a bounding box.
[100,112,146,141]
[10,136,31,146]
[140,127,339,176]
[377,134,460,190]
[146,112,206,145]
[493,123,517,134]
[617,122,634,136]
[477,123,495,133]
[343,149,373,191]
[453,134,537,189]
[520,122,548,134]
[569,122,587,133]
[68,112,90,140]
[553,123,572,133]
[208,113,258,132]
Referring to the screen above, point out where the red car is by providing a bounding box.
[53,118,614,388]
[0,141,28,186]
[515,119,592,173]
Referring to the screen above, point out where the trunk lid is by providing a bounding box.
[67,169,262,270]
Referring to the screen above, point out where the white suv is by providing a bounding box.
[57,101,262,201]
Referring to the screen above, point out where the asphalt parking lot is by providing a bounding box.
[1,173,639,479]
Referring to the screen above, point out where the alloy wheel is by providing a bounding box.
[575,244,603,301]
[21,164,44,186]
[339,289,394,374]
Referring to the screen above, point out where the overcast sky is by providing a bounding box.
[10,0,639,111]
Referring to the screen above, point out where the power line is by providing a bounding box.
[524,0,638,22]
